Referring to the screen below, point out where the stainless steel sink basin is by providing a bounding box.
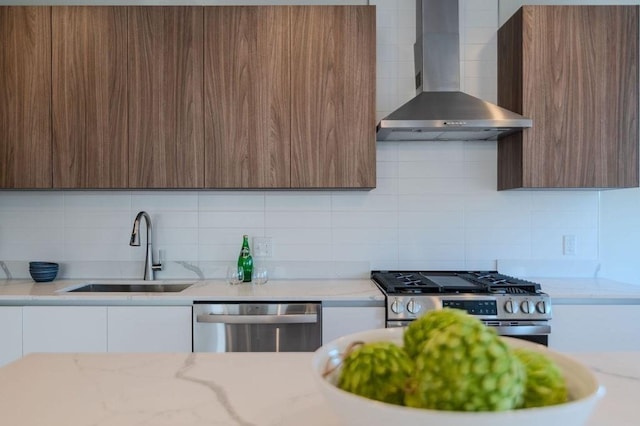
[63,282,194,293]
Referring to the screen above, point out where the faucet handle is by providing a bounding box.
[152,249,164,271]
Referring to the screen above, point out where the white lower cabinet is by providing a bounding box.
[107,306,192,352]
[549,304,640,352]
[322,306,385,344]
[20,306,192,355]
[0,306,23,367]
[22,306,108,354]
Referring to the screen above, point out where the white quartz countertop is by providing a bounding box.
[0,350,637,426]
[2,275,640,306]
[530,277,640,303]
[0,279,385,306]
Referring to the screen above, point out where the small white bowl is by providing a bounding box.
[311,327,605,426]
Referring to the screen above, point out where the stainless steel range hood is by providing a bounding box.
[376,0,531,142]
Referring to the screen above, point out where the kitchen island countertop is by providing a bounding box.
[0,350,637,426]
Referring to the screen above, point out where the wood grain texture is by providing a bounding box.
[497,8,524,190]
[52,7,128,188]
[290,6,376,189]
[0,7,51,189]
[128,6,204,188]
[204,6,290,189]
[498,5,638,189]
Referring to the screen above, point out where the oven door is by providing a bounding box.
[485,321,550,346]
[387,320,550,346]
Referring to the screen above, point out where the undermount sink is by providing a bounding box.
[62,282,194,293]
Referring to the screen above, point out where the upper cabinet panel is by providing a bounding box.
[128,6,204,189]
[290,6,376,189]
[0,7,52,189]
[52,7,128,189]
[1,5,375,190]
[204,6,291,189]
[498,6,639,189]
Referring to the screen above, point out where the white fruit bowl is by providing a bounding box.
[311,327,605,426]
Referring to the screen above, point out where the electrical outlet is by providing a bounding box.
[563,235,577,256]
[253,237,273,258]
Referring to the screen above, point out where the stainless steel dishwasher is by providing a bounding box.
[193,302,322,352]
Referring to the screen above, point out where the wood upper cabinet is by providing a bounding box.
[498,6,639,189]
[290,6,376,189]
[0,7,51,189]
[204,7,290,189]
[52,7,128,188]
[128,6,204,188]
[1,5,375,190]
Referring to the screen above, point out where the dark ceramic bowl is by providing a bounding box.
[29,261,59,269]
[30,271,58,282]
[29,262,59,282]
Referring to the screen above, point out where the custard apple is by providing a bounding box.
[403,308,478,359]
[338,341,413,405]
[514,348,568,408]
[404,313,526,411]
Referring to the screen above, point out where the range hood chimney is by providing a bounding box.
[376,0,531,141]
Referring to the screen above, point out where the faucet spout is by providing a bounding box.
[129,211,162,280]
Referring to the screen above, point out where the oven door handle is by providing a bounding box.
[196,313,318,325]
[491,324,551,336]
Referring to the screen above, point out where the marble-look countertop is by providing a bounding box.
[0,279,385,307]
[531,277,640,304]
[2,275,640,306]
[0,351,637,426]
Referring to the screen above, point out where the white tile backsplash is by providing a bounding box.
[198,193,265,211]
[265,193,331,211]
[0,1,606,280]
[265,211,331,228]
[63,192,131,210]
[267,228,332,245]
[131,192,199,211]
[199,211,265,229]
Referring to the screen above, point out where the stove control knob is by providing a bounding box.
[536,301,550,314]
[407,299,422,314]
[504,299,519,314]
[390,298,405,314]
[521,300,535,314]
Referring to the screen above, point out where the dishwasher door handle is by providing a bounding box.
[196,313,318,325]
[491,324,551,336]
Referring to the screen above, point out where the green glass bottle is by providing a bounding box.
[237,235,253,282]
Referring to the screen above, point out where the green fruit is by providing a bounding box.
[404,315,526,411]
[338,341,413,405]
[403,308,478,359]
[514,348,569,408]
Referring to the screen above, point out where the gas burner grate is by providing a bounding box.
[371,270,543,296]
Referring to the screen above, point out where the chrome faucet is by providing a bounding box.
[129,211,162,280]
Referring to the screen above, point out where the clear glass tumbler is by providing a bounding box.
[226,265,244,285]
[253,266,268,285]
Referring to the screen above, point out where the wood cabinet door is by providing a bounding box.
[290,6,376,189]
[128,6,204,188]
[52,7,128,188]
[204,6,290,189]
[0,7,51,189]
[498,6,639,189]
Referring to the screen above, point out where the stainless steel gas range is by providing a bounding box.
[371,270,552,346]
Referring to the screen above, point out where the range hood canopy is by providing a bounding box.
[376,0,532,142]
